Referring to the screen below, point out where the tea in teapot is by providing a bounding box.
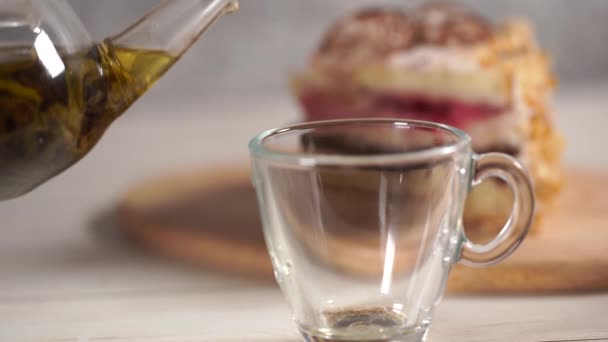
[0,0,238,199]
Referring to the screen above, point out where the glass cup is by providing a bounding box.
[249,119,534,342]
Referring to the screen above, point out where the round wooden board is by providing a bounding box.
[118,164,608,293]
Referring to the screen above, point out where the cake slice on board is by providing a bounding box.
[291,2,565,239]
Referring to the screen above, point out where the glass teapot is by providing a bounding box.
[0,0,238,200]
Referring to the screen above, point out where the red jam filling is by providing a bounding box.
[299,92,505,130]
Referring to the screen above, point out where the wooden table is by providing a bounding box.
[1,90,607,342]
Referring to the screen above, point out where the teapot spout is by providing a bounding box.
[107,0,238,74]
[70,0,237,157]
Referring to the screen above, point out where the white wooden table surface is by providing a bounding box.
[0,85,607,342]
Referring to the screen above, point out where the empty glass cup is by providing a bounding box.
[249,119,534,342]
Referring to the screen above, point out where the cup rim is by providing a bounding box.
[249,118,472,166]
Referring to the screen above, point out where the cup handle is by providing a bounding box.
[460,153,535,267]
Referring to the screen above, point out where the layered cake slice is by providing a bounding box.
[291,3,564,238]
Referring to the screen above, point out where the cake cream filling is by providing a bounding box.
[463,110,524,153]
[352,46,512,107]
[388,46,481,73]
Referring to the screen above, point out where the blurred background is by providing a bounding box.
[67,0,608,101]
[60,0,607,168]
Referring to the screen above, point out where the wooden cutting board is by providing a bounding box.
[118,165,608,293]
